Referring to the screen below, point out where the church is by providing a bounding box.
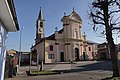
[31,7,97,63]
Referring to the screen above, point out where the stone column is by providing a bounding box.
[56,42,59,62]
[65,43,71,61]
[69,44,72,62]
[72,43,75,61]
[65,44,68,61]
[80,43,83,60]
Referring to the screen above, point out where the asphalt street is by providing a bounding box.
[6,61,114,80]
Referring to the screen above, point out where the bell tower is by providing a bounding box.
[36,7,45,43]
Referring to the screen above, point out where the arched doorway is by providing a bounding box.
[60,52,64,62]
[75,48,80,61]
[83,52,86,61]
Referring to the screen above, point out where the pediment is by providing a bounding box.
[61,11,82,24]
[69,12,82,22]
[70,15,81,22]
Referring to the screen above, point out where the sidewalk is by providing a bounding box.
[50,64,72,70]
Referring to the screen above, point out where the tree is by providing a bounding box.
[89,0,120,77]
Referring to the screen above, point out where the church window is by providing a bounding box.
[75,31,78,39]
[40,22,43,27]
[89,47,91,51]
[50,45,53,51]
[48,54,55,59]
[79,28,81,38]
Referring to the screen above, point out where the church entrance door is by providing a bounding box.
[60,52,64,62]
[75,48,80,61]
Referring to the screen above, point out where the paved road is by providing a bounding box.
[6,61,114,80]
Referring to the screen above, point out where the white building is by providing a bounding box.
[0,0,19,80]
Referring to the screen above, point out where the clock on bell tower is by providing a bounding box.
[35,7,45,43]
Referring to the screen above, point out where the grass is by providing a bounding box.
[101,77,120,80]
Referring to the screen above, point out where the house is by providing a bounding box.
[0,0,19,80]
[7,49,18,66]
[87,41,98,60]
[97,43,111,60]
[97,42,120,60]
[31,7,97,63]
[5,49,18,78]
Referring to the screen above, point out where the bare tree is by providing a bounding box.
[89,0,120,77]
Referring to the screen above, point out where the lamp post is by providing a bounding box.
[18,27,24,69]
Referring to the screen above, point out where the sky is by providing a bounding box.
[6,0,113,52]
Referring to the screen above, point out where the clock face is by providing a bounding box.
[39,27,42,32]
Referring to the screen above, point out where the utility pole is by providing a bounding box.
[18,27,24,69]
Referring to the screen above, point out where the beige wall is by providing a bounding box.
[33,41,45,62]
[45,40,56,63]
[38,26,95,63]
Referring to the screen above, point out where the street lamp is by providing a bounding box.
[18,27,24,69]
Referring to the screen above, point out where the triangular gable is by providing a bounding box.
[61,11,82,23]
[68,11,82,22]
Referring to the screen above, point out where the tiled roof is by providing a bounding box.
[46,28,63,40]
[46,34,55,40]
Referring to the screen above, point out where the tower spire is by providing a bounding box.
[38,7,44,20]
[36,7,45,43]
[73,7,75,12]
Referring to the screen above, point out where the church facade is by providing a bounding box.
[31,8,97,63]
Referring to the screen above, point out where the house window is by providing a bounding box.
[48,54,55,59]
[89,47,91,51]
[50,45,53,51]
